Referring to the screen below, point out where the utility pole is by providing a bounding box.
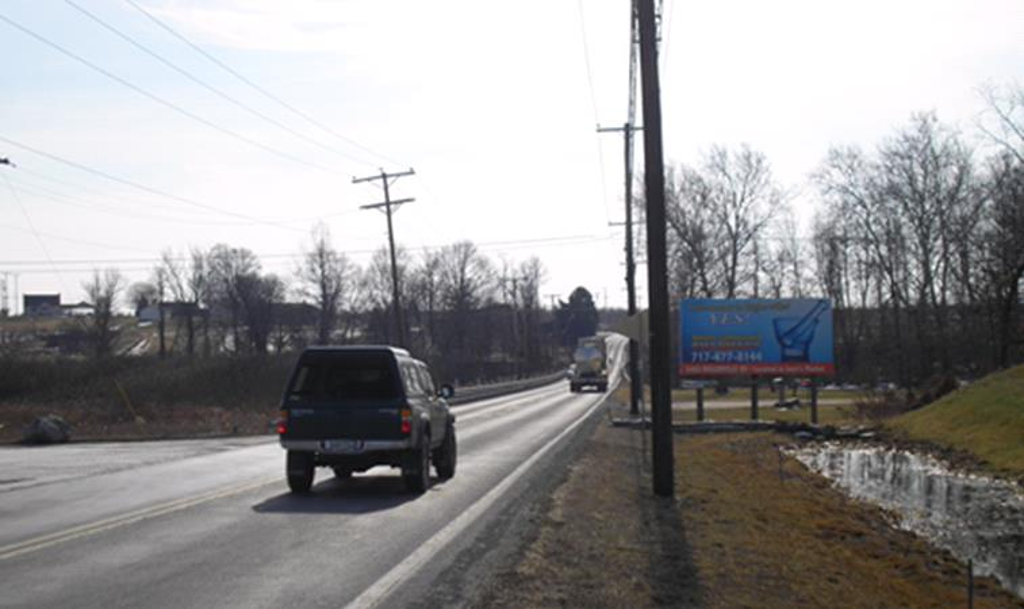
[1,158,13,316]
[638,0,674,497]
[0,272,9,317]
[354,168,415,348]
[598,122,643,416]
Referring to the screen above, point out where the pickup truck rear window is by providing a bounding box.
[288,352,401,401]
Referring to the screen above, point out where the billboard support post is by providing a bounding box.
[811,382,819,424]
[696,387,705,422]
[751,378,759,421]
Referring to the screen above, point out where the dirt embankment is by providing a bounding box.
[475,399,1021,608]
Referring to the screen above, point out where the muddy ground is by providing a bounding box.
[473,398,1021,608]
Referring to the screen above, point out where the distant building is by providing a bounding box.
[61,301,95,317]
[23,294,62,317]
[137,301,205,324]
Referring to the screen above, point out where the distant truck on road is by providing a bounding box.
[569,335,608,393]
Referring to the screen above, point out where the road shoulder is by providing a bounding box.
[440,396,702,608]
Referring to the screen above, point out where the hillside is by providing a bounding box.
[890,364,1024,477]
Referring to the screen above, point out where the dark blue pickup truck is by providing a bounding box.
[277,345,456,494]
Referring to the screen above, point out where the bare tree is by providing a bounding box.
[980,153,1024,367]
[408,249,444,356]
[152,266,168,357]
[663,146,785,299]
[437,241,496,361]
[665,165,723,298]
[362,246,411,344]
[236,272,286,354]
[978,83,1024,164]
[517,257,546,372]
[298,224,354,345]
[877,113,977,374]
[83,269,124,358]
[705,145,786,297]
[208,245,261,354]
[160,248,210,357]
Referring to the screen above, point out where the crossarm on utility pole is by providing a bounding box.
[353,168,416,348]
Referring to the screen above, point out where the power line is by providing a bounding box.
[0,221,157,256]
[575,0,614,228]
[0,12,343,177]
[122,0,406,169]
[62,0,377,169]
[0,134,310,233]
[13,165,218,218]
[0,234,617,268]
[6,171,364,229]
[1,172,76,297]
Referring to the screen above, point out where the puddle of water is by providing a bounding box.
[792,443,1024,600]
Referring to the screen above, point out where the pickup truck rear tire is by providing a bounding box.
[433,423,457,480]
[402,433,431,493]
[287,450,315,493]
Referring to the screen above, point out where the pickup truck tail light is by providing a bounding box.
[400,408,412,435]
[276,410,288,435]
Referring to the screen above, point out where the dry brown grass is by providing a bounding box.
[477,398,1022,608]
[678,432,1018,608]
[673,404,860,426]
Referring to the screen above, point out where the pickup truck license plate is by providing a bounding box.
[321,440,362,453]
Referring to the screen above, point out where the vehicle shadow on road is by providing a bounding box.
[251,474,432,514]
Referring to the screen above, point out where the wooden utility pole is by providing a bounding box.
[598,122,643,416]
[354,168,415,347]
[638,0,674,497]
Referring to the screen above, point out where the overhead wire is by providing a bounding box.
[62,0,377,170]
[0,12,344,178]
[122,0,406,169]
[4,176,253,228]
[13,165,222,218]
[0,234,618,271]
[2,173,76,298]
[7,169,366,229]
[575,0,615,229]
[0,134,327,234]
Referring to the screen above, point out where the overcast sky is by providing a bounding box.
[1,0,1021,311]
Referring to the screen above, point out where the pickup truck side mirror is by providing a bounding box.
[438,384,454,399]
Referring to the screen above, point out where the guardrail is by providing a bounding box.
[448,371,565,406]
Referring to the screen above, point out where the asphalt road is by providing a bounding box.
[0,337,626,609]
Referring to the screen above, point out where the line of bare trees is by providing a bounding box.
[656,85,1023,386]
[104,231,555,383]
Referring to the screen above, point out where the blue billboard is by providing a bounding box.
[680,299,834,377]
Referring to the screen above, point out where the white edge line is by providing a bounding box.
[345,390,613,609]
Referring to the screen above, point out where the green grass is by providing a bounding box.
[889,364,1024,476]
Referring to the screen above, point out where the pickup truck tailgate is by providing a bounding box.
[285,399,405,441]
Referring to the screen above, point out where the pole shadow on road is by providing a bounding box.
[251,474,439,514]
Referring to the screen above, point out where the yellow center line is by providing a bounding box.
[0,476,279,561]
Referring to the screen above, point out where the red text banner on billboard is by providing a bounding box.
[679,299,835,377]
